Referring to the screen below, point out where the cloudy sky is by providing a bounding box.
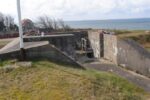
[0,0,150,21]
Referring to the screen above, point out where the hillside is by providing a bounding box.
[115,30,150,51]
[0,60,149,100]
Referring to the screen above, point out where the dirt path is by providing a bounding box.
[84,60,150,92]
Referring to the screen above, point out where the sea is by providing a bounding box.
[65,18,150,30]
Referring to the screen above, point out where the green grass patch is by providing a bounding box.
[0,59,17,67]
[0,60,149,100]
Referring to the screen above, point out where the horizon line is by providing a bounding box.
[65,17,150,22]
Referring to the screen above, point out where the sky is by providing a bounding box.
[0,0,150,22]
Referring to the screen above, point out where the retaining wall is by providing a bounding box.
[117,39,150,77]
[0,44,81,67]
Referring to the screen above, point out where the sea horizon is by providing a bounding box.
[65,18,150,30]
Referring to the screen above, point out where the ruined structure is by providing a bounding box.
[0,30,150,77]
[0,34,79,66]
[88,30,150,77]
[0,32,87,66]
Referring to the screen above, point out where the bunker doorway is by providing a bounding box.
[100,32,104,57]
[87,52,94,58]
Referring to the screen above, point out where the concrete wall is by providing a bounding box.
[24,34,75,58]
[26,44,81,66]
[0,44,81,67]
[0,50,20,61]
[88,31,101,58]
[104,34,150,77]
[88,30,150,77]
[117,39,150,77]
[104,34,118,64]
[52,31,88,50]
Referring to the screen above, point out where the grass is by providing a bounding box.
[115,30,150,51]
[0,59,17,67]
[0,59,149,100]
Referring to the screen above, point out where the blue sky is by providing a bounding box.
[0,0,150,21]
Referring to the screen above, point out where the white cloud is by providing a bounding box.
[0,0,150,21]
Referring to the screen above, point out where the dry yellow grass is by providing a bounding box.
[115,30,150,51]
[0,60,149,100]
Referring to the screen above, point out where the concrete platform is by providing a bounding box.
[0,37,49,54]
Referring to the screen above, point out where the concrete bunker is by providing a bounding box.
[88,30,150,78]
[1,30,149,77]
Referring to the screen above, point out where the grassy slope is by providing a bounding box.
[115,30,150,51]
[0,60,149,100]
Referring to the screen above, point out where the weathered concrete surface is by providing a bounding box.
[88,30,101,58]
[24,34,75,57]
[84,60,150,92]
[104,34,118,64]
[25,44,82,67]
[88,31,118,63]
[0,39,49,54]
[0,42,81,67]
[88,30,150,78]
[103,34,150,77]
[117,39,150,77]
[0,41,49,60]
[53,31,88,49]
[0,33,82,66]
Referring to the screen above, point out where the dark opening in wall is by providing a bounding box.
[87,52,94,58]
[100,33,104,57]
